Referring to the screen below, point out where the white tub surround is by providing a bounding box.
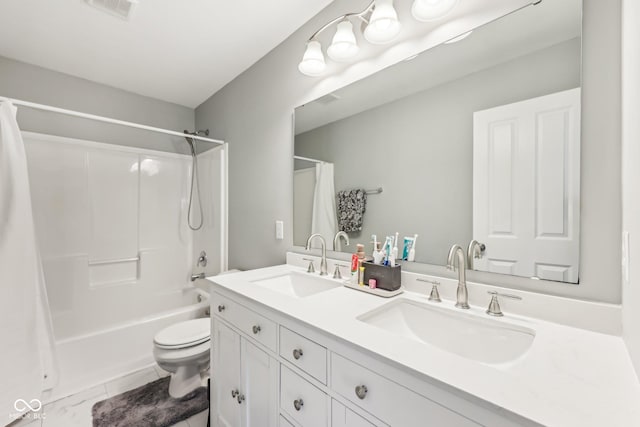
[23,131,225,401]
[207,259,640,427]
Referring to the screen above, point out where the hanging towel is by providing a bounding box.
[311,163,337,248]
[0,101,55,425]
[337,189,367,233]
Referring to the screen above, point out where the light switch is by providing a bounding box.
[275,220,284,240]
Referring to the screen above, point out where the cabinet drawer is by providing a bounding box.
[281,365,328,427]
[280,326,328,384]
[331,353,479,427]
[211,292,277,352]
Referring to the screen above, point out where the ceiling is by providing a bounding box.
[0,0,333,108]
[295,0,581,134]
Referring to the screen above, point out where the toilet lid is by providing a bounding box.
[154,318,210,349]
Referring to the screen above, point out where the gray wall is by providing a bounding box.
[196,0,622,303]
[295,39,581,267]
[0,56,195,153]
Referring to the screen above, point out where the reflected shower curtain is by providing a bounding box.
[0,101,54,425]
[311,162,337,249]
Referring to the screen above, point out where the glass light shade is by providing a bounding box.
[364,0,402,45]
[298,41,326,76]
[327,21,359,62]
[411,0,459,22]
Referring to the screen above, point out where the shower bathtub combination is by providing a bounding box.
[9,120,227,402]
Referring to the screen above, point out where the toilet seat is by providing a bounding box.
[154,318,210,350]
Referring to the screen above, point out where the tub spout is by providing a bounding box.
[191,273,205,281]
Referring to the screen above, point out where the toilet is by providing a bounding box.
[153,318,211,398]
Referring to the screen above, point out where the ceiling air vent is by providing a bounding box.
[85,0,140,20]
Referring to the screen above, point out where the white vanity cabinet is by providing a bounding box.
[212,320,279,427]
[210,288,524,427]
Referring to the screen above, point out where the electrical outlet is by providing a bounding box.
[275,220,284,240]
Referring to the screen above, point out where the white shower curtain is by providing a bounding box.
[0,101,54,425]
[311,162,337,248]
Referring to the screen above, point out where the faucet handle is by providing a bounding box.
[333,263,349,280]
[303,258,316,274]
[197,251,208,267]
[486,291,522,317]
[417,278,442,303]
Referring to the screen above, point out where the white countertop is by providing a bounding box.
[208,263,640,427]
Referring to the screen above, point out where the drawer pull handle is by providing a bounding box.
[231,389,239,398]
[252,325,261,334]
[218,305,225,312]
[355,385,368,400]
[293,399,304,411]
[293,349,304,360]
[237,393,245,404]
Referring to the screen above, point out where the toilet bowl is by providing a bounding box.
[153,318,211,398]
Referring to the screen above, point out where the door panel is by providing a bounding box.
[241,338,279,427]
[473,88,581,282]
[213,320,241,427]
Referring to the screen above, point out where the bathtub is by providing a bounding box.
[43,286,210,402]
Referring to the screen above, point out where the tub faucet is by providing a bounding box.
[447,244,470,309]
[305,233,328,276]
[191,272,205,281]
[333,231,350,251]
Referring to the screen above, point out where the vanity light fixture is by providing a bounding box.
[298,0,461,77]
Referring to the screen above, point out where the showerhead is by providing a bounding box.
[183,129,209,156]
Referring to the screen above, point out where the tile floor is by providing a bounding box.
[11,366,209,427]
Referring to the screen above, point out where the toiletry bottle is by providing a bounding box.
[356,243,366,283]
[350,253,359,284]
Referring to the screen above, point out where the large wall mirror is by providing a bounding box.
[293,0,582,284]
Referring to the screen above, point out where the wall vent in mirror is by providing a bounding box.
[293,0,582,284]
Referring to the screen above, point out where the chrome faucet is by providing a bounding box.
[447,244,469,309]
[333,231,350,251]
[190,272,205,281]
[305,233,328,276]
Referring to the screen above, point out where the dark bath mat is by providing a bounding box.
[92,376,208,427]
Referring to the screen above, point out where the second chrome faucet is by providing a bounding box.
[447,244,470,309]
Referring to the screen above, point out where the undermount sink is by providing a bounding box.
[251,271,341,298]
[358,299,535,364]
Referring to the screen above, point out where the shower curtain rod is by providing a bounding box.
[294,155,324,163]
[0,96,225,145]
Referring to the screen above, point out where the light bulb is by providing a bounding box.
[298,41,326,77]
[411,0,459,22]
[328,20,359,62]
[364,0,402,45]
